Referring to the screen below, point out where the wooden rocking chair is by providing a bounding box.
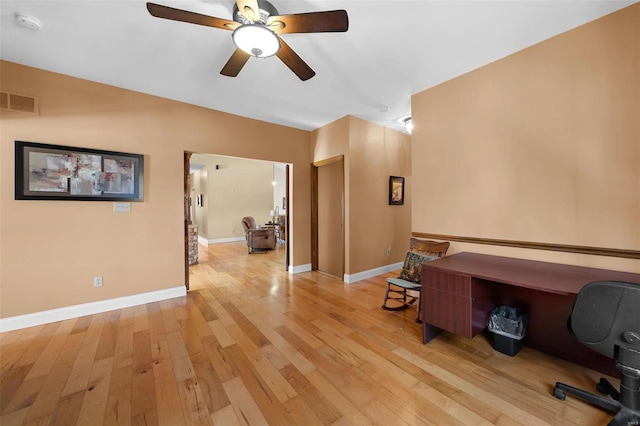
[381,238,450,323]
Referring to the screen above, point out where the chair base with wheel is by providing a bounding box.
[552,280,640,426]
[554,364,640,425]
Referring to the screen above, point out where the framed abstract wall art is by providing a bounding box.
[15,141,144,201]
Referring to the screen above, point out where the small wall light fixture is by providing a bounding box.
[403,117,413,135]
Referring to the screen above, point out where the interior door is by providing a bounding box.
[315,158,344,279]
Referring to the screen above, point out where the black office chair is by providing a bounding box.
[553,281,640,426]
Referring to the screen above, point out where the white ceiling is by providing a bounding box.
[1,0,636,133]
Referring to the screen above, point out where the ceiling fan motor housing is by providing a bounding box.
[233,0,278,24]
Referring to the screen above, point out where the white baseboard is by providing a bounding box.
[344,262,404,284]
[289,263,312,274]
[0,286,187,332]
[202,236,245,244]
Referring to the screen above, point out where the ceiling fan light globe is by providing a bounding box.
[232,24,280,58]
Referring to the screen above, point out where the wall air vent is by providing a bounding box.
[0,91,39,114]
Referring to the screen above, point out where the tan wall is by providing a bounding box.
[311,116,412,275]
[412,4,640,273]
[0,61,311,318]
[190,154,273,241]
[348,117,412,272]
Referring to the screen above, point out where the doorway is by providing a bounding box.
[184,153,291,288]
[311,156,345,279]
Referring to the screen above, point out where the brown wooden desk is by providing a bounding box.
[421,252,640,376]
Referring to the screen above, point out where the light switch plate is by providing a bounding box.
[113,202,131,212]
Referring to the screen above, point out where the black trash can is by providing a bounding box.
[488,306,527,356]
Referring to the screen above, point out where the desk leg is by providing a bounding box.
[422,323,443,343]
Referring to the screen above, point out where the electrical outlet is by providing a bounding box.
[93,276,103,287]
[386,247,391,256]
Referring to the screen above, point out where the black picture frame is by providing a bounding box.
[389,176,405,205]
[15,141,144,201]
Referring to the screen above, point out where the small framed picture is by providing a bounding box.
[389,176,404,205]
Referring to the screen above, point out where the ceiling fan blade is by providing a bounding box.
[267,10,348,34]
[276,39,315,81]
[146,3,239,31]
[220,49,251,77]
[236,0,261,22]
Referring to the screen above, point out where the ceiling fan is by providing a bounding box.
[146,0,349,81]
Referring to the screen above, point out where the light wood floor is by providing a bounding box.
[1,242,618,425]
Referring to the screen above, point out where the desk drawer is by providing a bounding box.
[421,267,490,339]
[422,267,472,297]
[422,287,472,337]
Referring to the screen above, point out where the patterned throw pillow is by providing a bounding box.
[398,251,438,283]
[411,248,443,258]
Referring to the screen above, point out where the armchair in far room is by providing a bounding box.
[381,238,450,323]
[241,216,276,254]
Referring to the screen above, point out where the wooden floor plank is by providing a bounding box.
[207,319,235,349]
[151,338,185,426]
[176,379,213,426]
[279,364,341,424]
[132,305,149,334]
[10,322,62,367]
[104,365,133,425]
[131,329,157,423]
[0,328,26,348]
[21,319,76,381]
[199,334,235,384]
[220,344,296,425]
[225,324,298,404]
[21,331,85,424]
[210,404,241,426]
[61,313,107,397]
[282,395,324,425]
[1,375,46,417]
[0,406,29,425]
[47,390,84,426]
[189,349,230,414]
[0,365,32,414]
[304,369,372,425]
[94,310,121,362]
[222,376,269,425]
[76,356,113,426]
